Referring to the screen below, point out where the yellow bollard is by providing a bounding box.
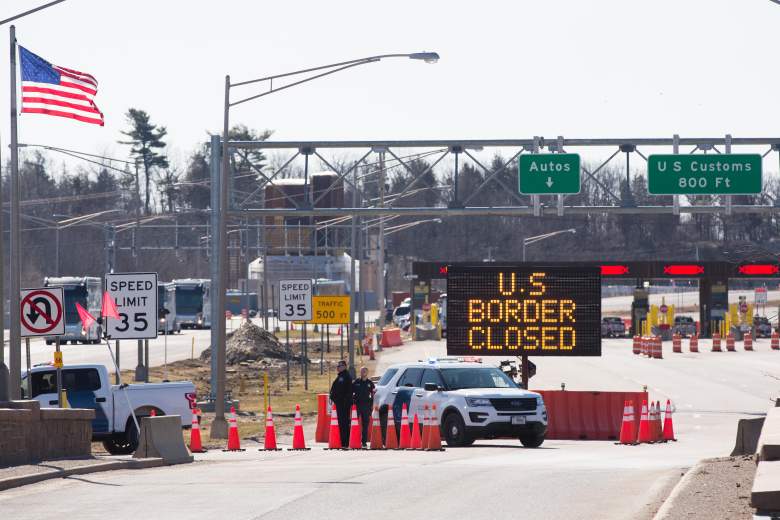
[262,371,269,417]
[60,389,70,408]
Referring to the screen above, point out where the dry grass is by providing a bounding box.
[98,334,377,451]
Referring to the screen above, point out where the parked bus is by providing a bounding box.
[225,291,258,317]
[44,276,102,344]
[172,278,211,329]
[158,282,181,334]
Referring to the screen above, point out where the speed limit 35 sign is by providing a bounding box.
[279,279,312,321]
[105,272,158,339]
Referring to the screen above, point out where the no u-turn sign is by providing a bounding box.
[20,287,65,337]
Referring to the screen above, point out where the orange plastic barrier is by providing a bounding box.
[534,390,649,441]
[772,332,780,351]
[315,394,329,443]
[726,333,736,352]
[380,328,403,348]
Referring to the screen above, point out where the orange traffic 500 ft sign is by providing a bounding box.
[311,295,351,324]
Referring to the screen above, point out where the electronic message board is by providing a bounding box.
[447,264,601,356]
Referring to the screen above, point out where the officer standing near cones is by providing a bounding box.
[330,360,353,446]
[352,366,375,446]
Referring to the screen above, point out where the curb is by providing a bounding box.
[0,457,166,492]
[653,461,707,520]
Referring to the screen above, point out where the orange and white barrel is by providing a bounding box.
[672,334,682,353]
[726,333,736,352]
[712,333,722,352]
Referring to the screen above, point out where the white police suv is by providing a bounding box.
[374,358,548,447]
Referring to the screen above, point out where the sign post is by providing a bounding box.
[20,286,65,406]
[278,280,313,390]
[518,154,581,195]
[647,154,762,195]
[104,273,158,340]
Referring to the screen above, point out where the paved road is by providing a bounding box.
[2,336,777,519]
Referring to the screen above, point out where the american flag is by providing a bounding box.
[19,46,104,126]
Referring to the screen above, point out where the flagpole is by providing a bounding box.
[9,25,22,399]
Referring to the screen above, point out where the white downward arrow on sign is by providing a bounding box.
[546,177,554,188]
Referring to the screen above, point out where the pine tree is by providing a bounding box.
[119,109,169,214]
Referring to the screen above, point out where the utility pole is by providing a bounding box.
[209,134,225,435]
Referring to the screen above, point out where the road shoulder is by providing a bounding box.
[653,456,756,520]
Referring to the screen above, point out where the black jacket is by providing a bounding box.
[352,378,375,408]
[330,370,353,407]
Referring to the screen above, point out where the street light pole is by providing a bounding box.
[211,75,231,439]
[522,228,577,262]
[213,51,440,432]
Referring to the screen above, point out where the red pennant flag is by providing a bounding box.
[101,291,120,320]
[75,302,96,330]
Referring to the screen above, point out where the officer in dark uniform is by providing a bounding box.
[329,360,353,446]
[352,366,375,446]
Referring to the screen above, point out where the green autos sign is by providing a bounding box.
[647,154,762,195]
[518,153,580,195]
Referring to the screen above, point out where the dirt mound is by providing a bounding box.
[200,321,297,364]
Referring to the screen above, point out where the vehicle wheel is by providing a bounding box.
[519,433,545,448]
[101,428,138,455]
[443,413,473,447]
[45,340,52,345]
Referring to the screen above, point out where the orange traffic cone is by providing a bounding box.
[385,411,399,449]
[370,406,384,449]
[326,404,342,450]
[398,404,412,449]
[617,400,636,445]
[425,404,443,451]
[259,406,281,451]
[655,401,664,442]
[662,399,677,442]
[289,404,310,450]
[648,401,657,442]
[420,405,431,450]
[637,400,651,443]
[410,413,423,450]
[224,406,244,451]
[189,408,205,453]
[348,405,363,449]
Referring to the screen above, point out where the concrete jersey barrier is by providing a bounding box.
[759,408,780,462]
[731,417,765,456]
[133,415,193,465]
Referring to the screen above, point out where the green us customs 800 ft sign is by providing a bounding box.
[647,154,762,195]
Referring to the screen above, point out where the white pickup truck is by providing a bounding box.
[21,363,197,455]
